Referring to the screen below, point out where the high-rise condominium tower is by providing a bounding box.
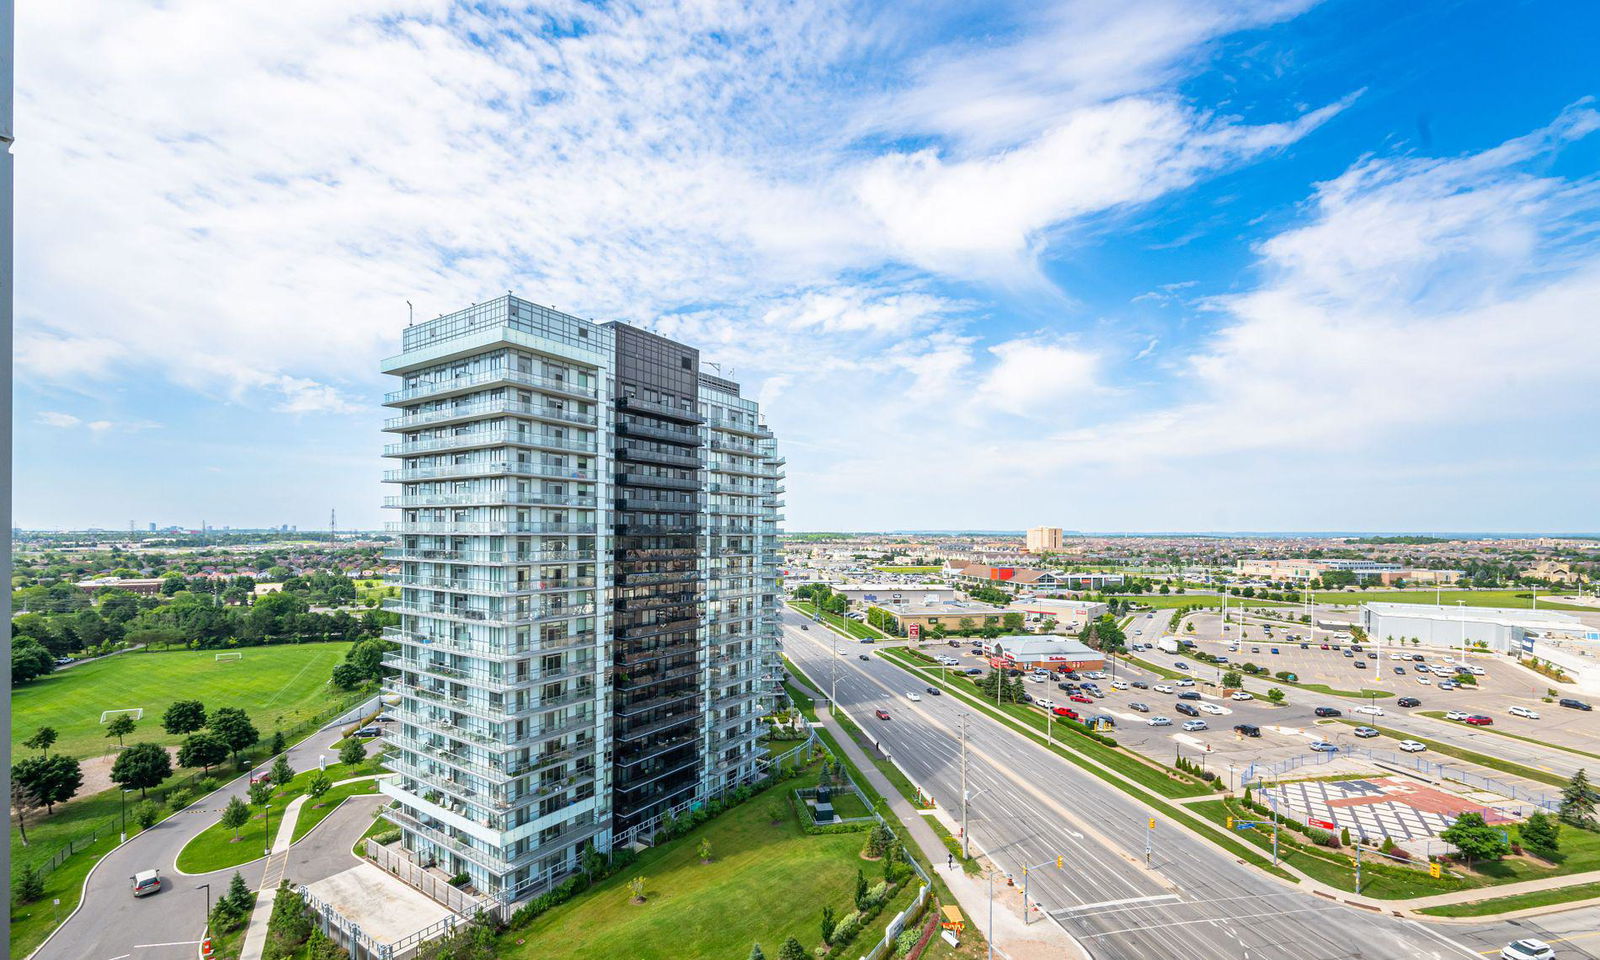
[1025,526,1063,553]
[379,296,783,899]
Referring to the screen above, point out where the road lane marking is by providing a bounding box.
[134,942,202,949]
[1076,904,1344,938]
[1055,894,1180,913]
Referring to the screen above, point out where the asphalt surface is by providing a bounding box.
[36,699,379,960]
[785,610,1600,960]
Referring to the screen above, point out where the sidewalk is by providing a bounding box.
[237,775,386,960]
[809,700,1088,960]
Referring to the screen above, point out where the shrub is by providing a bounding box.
[134,800,163,829]
[196,777,220,795]
[14,865,44,904]
[168,789,194,811]
[447,872,470,888]
[371,829,402,846]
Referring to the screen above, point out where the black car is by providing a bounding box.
[1560,698,1593,711]
[1058,681,1076,691]
[965,668,983,675]
[1063,671,1081,680]
[1131,680,1149,689]
[1299,642,1310,649]
[1233,723,1261,737]
[1354,661,1367,669]
[1178,691,1202,701]
[1175,702,1200,717]
[858,654,869,661]
[1313,706,1342,717]
[1397,697,1421,707]
[925,686,941,696]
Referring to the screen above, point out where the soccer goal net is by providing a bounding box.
[100,708,144,723]
[215,652,244,662]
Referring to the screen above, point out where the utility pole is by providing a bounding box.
[960,713,971,859]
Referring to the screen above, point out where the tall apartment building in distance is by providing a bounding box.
[379,296,783,900]
[1025,526,1063,553]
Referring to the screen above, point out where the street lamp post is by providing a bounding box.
[120,789,130,843]
[197,882,211,927]
[263,802,272,858]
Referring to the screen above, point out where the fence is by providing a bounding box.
[365,840,486,915]
[1243,746,1560,814]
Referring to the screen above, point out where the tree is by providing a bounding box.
[23,726,58,756]
[162,700,208,735]
[221,796,251,840]
[13,753,84,814]
[210,708,260,765]
[854,868,869,911]
[11,778,45,845]
[306,772,332,805]
[1440,812,1510,866]
[698,837,712,863]
[106,712,137,747]
[249,779,274,807]
[1265,687,1285,704]
[270,729,287,755]
[110,742,172,798]
[339,737,367,767]
[748,945,766,960]
[1560,768,1596,828]
[778,937,807,960]
[821,904,837,944]
[226,870,255,911]
[179,732,230,773]
[1221,671,1243,689]
[271,754,295,789]
[15,865,45,904]
[1520,811,1562,861]
[627,876,646,903]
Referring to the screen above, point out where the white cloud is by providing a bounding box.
[36,411,81,428]
[35,410,160,434]
[975,336,1102,416]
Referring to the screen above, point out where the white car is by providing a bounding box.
[1445,710,1469,721]
[1390,653,1404,660]
[1034,698,1057,711]
[1199,703,1226,715]
[1231,692,1253,701]
[1501,939,1555,960]
[1354,705,1384,716]
[1153,684,1174,694]
[1398,740,1427,752]
[1148,716,1172,727]
[1176,679,1196,687]
[1509,706,1540,720]
[1110,680,1129,690]
[1467,666,1486,676]
[1182,719,1208,732]
[1417,677,1432,685]
[907,692,922,702]
[1026,674,1047,683]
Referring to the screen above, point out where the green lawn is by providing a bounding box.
[12,643,355,762]
[290,779,383,843]
[504,778,890,960]
[177,758,384,873]
[1310,589,1592,612]
[1419,880,1600,917]
[787,600,885,640]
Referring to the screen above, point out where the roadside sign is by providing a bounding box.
[1308,818,1336,831]
[1429,861,1442,878]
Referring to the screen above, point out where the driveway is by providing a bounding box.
[34,699,378,960]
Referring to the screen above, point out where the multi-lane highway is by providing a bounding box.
[783,609,1600,960]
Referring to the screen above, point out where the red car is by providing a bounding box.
[1052,707,1080,720]
[1068,695,1094,705]
[875,709,891,720]
[1464,715,1493,726]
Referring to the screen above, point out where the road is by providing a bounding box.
[35,699,380,960]
[784,610,1600,960]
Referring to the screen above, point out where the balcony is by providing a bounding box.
[615,495,699,513]
[385,627,600,661]
[613,709,701,743]
[384,599,597,625]
[385,431,598,458]
[617,394,703,423]
[617,471,700,491]
[616,444,702,470]
[384,398,598,432]
[386,521,596,535]
[703,415,773,439]
[384,368,599,406]
[708,437,762,456]
[383,461,598,484]
[385,548,594,565]
[391,573,597,595]
[384,491,596,510]
[616,419,704,446]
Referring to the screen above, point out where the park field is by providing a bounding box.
[11,643,354,762]
[1309,588,1592,611]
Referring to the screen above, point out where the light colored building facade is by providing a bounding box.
[1006,598,1107,632]
[1025,526,1063,554]
[380,296,780,902]
[831,583,959,607]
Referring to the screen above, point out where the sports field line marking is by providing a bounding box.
[260,646,338,711]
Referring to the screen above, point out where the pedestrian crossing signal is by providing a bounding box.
[1429,861,1441,878]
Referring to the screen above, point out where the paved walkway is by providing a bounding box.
[238,775,387,960]
[809,697,1088,960]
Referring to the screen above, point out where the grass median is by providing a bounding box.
[787,600,885,641]
[1418,881,1600,917]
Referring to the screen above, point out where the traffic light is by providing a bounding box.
[1056,856,1064,869]
[1429,861,1442,879]
[1149,818,1156,830]
[1226,816,1234,829]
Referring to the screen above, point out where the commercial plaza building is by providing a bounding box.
[379,296,782,899]
[1025,526,1063,553]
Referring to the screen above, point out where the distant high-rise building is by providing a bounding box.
[379,295,783,901]
[1025,526,1063,553]
[148,522,157,532]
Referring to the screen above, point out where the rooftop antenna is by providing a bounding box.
[406,300,414,326]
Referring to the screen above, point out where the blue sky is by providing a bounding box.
[14,0,1600,532]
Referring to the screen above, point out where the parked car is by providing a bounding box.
[1313,707,1342,718]
[1416,677,1431,685]
[1034,698,1056,710]
[1178,691,1202,701]
[1353,705,1384,717]
[1309,740,1339,752]
[1131,680,1149,689]
[1182,719,1208,732]
[1199,703,1226,715]
[131,869,163,897]
[1445,710,1469,720]
[1393,667,1405,675]
[1509,706,1540,719]
[1354,661,1367,670]
[1175,703,1200,717]
[1128,702,1150,712]
[1233,723,1261,737]
[1148,716,1172,727]
[1251,646,1260,654]
[1398,740,1427,752]
[1231,692,1254,701]
[1415,663,1432,673]
[1153,684,1175,694]
[875,709,891,720]
[1176,679,1196,687]
[1270,647,1280,655]
[1069,695,1094,705]
[1559,698,1593,711]
[1397,697,1421,708]
[965,668,983,675]
[1438,680,1458,690]
[1353,726,1379,738]
[1465,715,1493,726]
[1052,707,1080,720]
